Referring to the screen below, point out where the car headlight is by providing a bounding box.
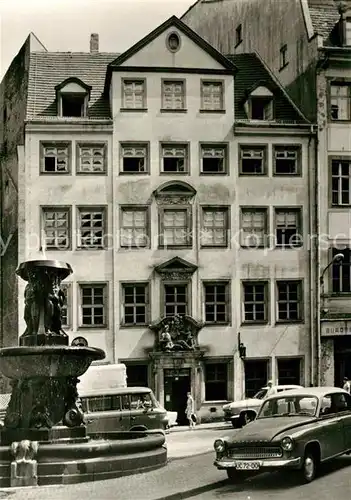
[281,436,294,451]
[214,439,226,453]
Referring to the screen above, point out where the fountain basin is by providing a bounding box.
[16,260,73,281]
[0,347,105,379]
[0,431,167,486]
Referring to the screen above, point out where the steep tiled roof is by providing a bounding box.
[227,53,308,123]
[26,52,118,120]
[307,0,341,41]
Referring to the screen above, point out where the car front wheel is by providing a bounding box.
[301,452,317,483]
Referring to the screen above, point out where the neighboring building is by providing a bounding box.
[182,0,351,387]
[0,16,315,420]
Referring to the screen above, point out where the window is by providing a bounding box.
[125,365,149,387]
[77,207,106,248]
[242,281,268,323]
[77,143,106,174]
[60,284,71,328]
[161,144,188,173]
[121,143,148,173]
[244,359,268,398]
[346,19,351,46]
[274,146,300,175]
[275,209,302,248]
[280,44,288,69]
[276,280,302,322]
[159,208,192,247]
[200,144,227,174]
[201,207,229,247]
[200,81,224,111]
[61,93,87,117]
[332,248,351,293]
[164,284,188,316]
[122,79,146,109]
[79,284,107,327]
[40,143,70,173]
[121,283,149,325]
[330,83,351,120]
[250,97,273,120]
[205,363,228,401]
[204,282,229,323]
[277,358,301,386]
[240,208,268,248]
[120,207,149,248]
[240,146,266,175]
[162,80,185,110]
[42,207,71,250]
[331,158,351,205]
[235,24,242,46]
[166,32,181,52]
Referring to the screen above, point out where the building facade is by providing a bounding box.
[182,0,351,388]
[0,16,315,420]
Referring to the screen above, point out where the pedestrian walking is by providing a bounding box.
[343,377,351,393]
[185,392,196,429]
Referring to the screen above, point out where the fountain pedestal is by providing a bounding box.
[0,260,167,487]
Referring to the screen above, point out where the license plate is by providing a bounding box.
[235,461,261,470]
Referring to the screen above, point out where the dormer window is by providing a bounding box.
[246,86,274,121]
[55,78,92,118]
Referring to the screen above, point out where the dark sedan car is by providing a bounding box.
[214,387,351,483]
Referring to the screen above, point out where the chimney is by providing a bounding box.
[90,33,99,54]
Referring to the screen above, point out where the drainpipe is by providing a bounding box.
[314,126,321,386]
[307,130,314,386]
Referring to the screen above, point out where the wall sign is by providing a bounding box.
[321,321,351,337]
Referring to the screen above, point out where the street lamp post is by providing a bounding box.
[317,252,344,386]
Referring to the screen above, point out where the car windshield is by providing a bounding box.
[253,389,268,400]
[257,395,318,418]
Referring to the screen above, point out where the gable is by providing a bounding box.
[154,257,197,274]
[110,16,236,72]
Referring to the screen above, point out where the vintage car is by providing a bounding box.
[222,384,303,427]
[214,387,351,483]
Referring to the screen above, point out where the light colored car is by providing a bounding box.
[214,387,351,483]
[223,385,303,427]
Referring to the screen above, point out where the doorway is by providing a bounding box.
[164,368,191,425]
[334,337,351,387]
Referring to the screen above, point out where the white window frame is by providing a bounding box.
[240,146,266,175]
[120,143,149,173]
[41,206,71,250]
[78,283,108,328]
[120,206,149,248]
[203,281,230,324]
[242,281,268,323]
[274,208,302,248]
[77,206,107,249]
[200,144,227,174]
[273,146,300,176]
[159,207,192,247]
[76,143,107,174]
[122,79,146,110]
[240,208,268,248]
[121,282,149,326]
[276,280,303,322]
[40,142,71,174]
[330,83,351,121]
[331,158,351,205]
[161,144,188,173]
[201,207,229,247]
[161,80,185,110]
[200,81,224,111]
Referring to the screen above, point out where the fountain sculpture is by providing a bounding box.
[0,260,167,487]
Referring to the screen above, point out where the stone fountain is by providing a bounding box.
[0,260,167,487]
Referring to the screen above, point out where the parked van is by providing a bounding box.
[77,364,169,433]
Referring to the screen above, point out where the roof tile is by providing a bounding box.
[26,52,118,119]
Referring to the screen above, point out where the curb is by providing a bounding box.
[153,479,228,500]
[169,424,230,434]
[167,450,213,462]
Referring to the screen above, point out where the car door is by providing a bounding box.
[130,392,157,430]
[317,393,345,459]
[119,394,132,431]
[335,392,351,451]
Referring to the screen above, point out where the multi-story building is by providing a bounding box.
[182,0,351,387]
[0,15,315,420]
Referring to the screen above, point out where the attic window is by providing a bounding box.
[56,78,91,118]
[246,86,274,121]
[166,32,181,53]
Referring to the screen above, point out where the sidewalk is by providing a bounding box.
[168,420,232,433]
